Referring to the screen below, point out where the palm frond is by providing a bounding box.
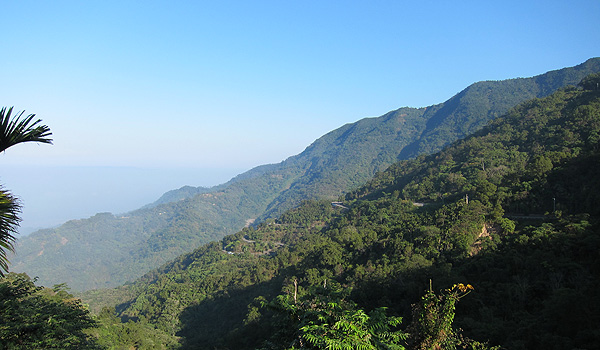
[0,188,21,276]
[0,106,53,153]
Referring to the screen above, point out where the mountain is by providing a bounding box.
[142,185,216,209]
[92,75,600,349]
[11,58,600,291]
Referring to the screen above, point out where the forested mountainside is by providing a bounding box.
[143,185,218,209]
[12,58,600,291]
[397,57,600,159]
[86,75,600,349]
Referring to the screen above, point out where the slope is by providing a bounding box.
[12,58,600,291]
[102,76,600,349]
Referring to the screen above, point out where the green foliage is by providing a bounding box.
[268,284,407,350]
[578,72,600,90]
[0,273,100,349]
[398,57,600,159]
[0,106,53,153]
[406,283,498,350]
[0,106,52,276]
[0,188,20,276]
[91,307,178,350]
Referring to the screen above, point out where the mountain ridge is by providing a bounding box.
[12,58,600,291]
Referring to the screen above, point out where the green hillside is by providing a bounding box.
[398,56,600,158]
[12,58,600,291]
[90,76,600,349]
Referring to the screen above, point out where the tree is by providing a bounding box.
[268,283,407,349]
[0,189,21,276]
[0,106,52,276]
[578,73,600,91]
[0,272,101,349]
[0,106,52,152]
[407,283,498,350]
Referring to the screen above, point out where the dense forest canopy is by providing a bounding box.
[0,273,100,349]
[71,75,600,349]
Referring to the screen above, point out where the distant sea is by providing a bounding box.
[1,165,243,235]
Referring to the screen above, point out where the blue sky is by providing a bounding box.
[1,0,599,230]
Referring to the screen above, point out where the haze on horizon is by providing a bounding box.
[1,0,599,231]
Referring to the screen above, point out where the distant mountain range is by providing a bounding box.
[11,58,600,291]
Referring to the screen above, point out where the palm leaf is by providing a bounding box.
[0,106,53,152]
[0,188,21,276]
[0,106,52,275]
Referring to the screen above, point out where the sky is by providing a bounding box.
[1,0,599,231]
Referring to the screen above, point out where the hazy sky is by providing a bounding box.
[1,0,599,230]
